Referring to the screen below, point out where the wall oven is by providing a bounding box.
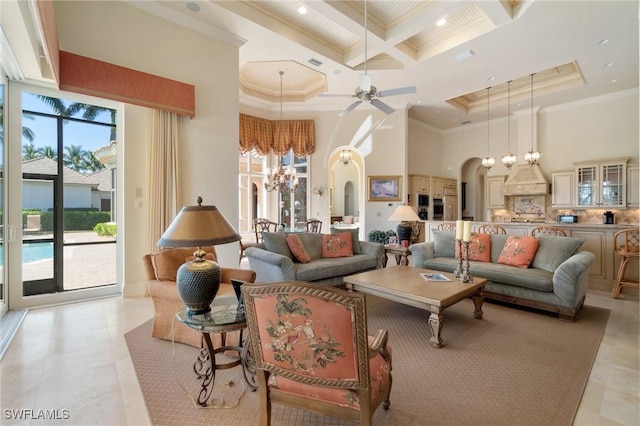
[432,198,444,220]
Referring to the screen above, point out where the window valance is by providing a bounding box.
[239,113,315,156]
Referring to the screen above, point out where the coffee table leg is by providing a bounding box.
[472,292,484,319]
[427,311,443,348]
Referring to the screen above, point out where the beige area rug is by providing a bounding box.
[125,298,609,426]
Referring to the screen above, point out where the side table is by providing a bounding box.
[176,306,257,407]
[383,244,411,267]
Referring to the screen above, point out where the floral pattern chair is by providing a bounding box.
[242,281,392,426]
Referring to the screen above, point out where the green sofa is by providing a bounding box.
[409,231,595,321]
[245,231,384,286]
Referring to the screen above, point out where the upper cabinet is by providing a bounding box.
[412,175,430,194]
[575,158,629,208]
[486,175,506,209]
[551,172,575,208]
[431,178,444,198]
[627,164,639,207]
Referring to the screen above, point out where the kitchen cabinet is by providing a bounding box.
[575,158,629,208]
[410,175,429,196]
[551,172,575,208]
[431,178,444,198]
[626,164,639,207]
[486,175,506,209]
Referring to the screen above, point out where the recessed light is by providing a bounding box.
[436,17,447,27]
[611,79,618,83]
[603,62,613,68]
[454,50,475,62]
[186,2,200,12]
[298,6,308,15]
[488,76,496,81]
[333,69,342,75]
[597,38,610,45]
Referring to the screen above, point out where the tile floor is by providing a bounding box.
[1,288,638,425]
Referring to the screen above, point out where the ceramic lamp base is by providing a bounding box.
[177,258,221,317]
[396,223,412,246]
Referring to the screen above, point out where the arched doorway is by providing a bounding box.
[460,157,486,221]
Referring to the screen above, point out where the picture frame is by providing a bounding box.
[388,236,397,246]
[368,175,401,201]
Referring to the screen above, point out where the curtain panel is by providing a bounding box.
[239,113,315,156]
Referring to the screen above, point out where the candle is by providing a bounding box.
[463,221,472,242]
[455,220,463,240]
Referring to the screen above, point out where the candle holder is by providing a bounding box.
[453,239,462,279]
[459,240,474,283]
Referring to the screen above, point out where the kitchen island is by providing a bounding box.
[420,220,638,292]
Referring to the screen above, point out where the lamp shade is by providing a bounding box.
[157,197,241,248]
[388,205,421,222]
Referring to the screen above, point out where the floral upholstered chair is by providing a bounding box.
[242,281,392,426]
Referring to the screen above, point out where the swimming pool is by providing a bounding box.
[0,242,53,266]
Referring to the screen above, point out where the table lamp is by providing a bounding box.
[157,196,241,317]
[388,205,421,246]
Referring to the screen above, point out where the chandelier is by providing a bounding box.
[501,80,516,169]
[482,87,495,169]
[339,149,352,165]
[265,71,298,193]
[525,73,541,166]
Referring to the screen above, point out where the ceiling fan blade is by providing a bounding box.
[370,98,395,114]
[339,100,363,116]
[319,93,354,98]
[377,86,417,98]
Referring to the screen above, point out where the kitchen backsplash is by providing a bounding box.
[491,196,640,225]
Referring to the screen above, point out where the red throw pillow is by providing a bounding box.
[322,233,353,258]
[455,233,491,262]
[286,234,311,263]
[497,236,540,268]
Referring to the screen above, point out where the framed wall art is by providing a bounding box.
[368,175,401,201]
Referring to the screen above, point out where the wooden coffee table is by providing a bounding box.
[344,265,486,348]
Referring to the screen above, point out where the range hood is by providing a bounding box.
[502,165,550,196]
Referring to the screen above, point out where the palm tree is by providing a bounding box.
[22,143,40,160]
[66,103,117,141]
[63,144,87,172]
[38,145,57,159]
[82,151,105,172]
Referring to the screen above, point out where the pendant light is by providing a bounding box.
[501,80,516,169]
[482,87,495,169]
[525,73,541,166]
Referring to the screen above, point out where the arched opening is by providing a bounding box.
[460,157,485,221]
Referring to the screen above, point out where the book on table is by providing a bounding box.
[420,273,451,282]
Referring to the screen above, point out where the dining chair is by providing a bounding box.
[531,226,567,237]
[611,229,639,298]
[306,218,322,233]
[242,281,392,426]
[476,224,507,234]
[239,218,278,263]
[437,222,456,232]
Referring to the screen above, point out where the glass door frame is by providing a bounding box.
[6,82,123,310]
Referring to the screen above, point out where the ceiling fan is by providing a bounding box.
[319,0,417,116]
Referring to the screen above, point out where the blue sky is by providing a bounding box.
[22,92,114,154]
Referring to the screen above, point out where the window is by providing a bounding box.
[278,152,308,230]
[238,150,267,233]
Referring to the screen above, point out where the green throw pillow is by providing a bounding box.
[262,232,294,260]
[531,235,584,272]
[330,227,361,254]
[433,231,455,258]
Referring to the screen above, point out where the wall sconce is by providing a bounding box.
[313,186,326,197]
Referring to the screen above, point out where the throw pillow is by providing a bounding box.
[455,233,491,262]
[330,227,361,254]
[433,231,456,258]
[262,232,294,260]
[322,233,353,258]
[497,236,540,268]
[531,235,584,272]
[286,234,311,263]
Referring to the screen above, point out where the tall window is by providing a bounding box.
[238,150,267,233]
[279,151,308,230]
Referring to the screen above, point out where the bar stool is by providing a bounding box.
[611,229,639,299]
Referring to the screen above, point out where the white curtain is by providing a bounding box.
[147,110,180,253]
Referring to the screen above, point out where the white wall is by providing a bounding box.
[55,1,241,296]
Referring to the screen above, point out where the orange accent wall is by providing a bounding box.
[59,51,195,117]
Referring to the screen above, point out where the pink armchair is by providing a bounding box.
[242,281,392,425]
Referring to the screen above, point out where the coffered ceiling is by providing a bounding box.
[15,0,638,131]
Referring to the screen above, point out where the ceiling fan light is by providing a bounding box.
[360,74,371,92]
